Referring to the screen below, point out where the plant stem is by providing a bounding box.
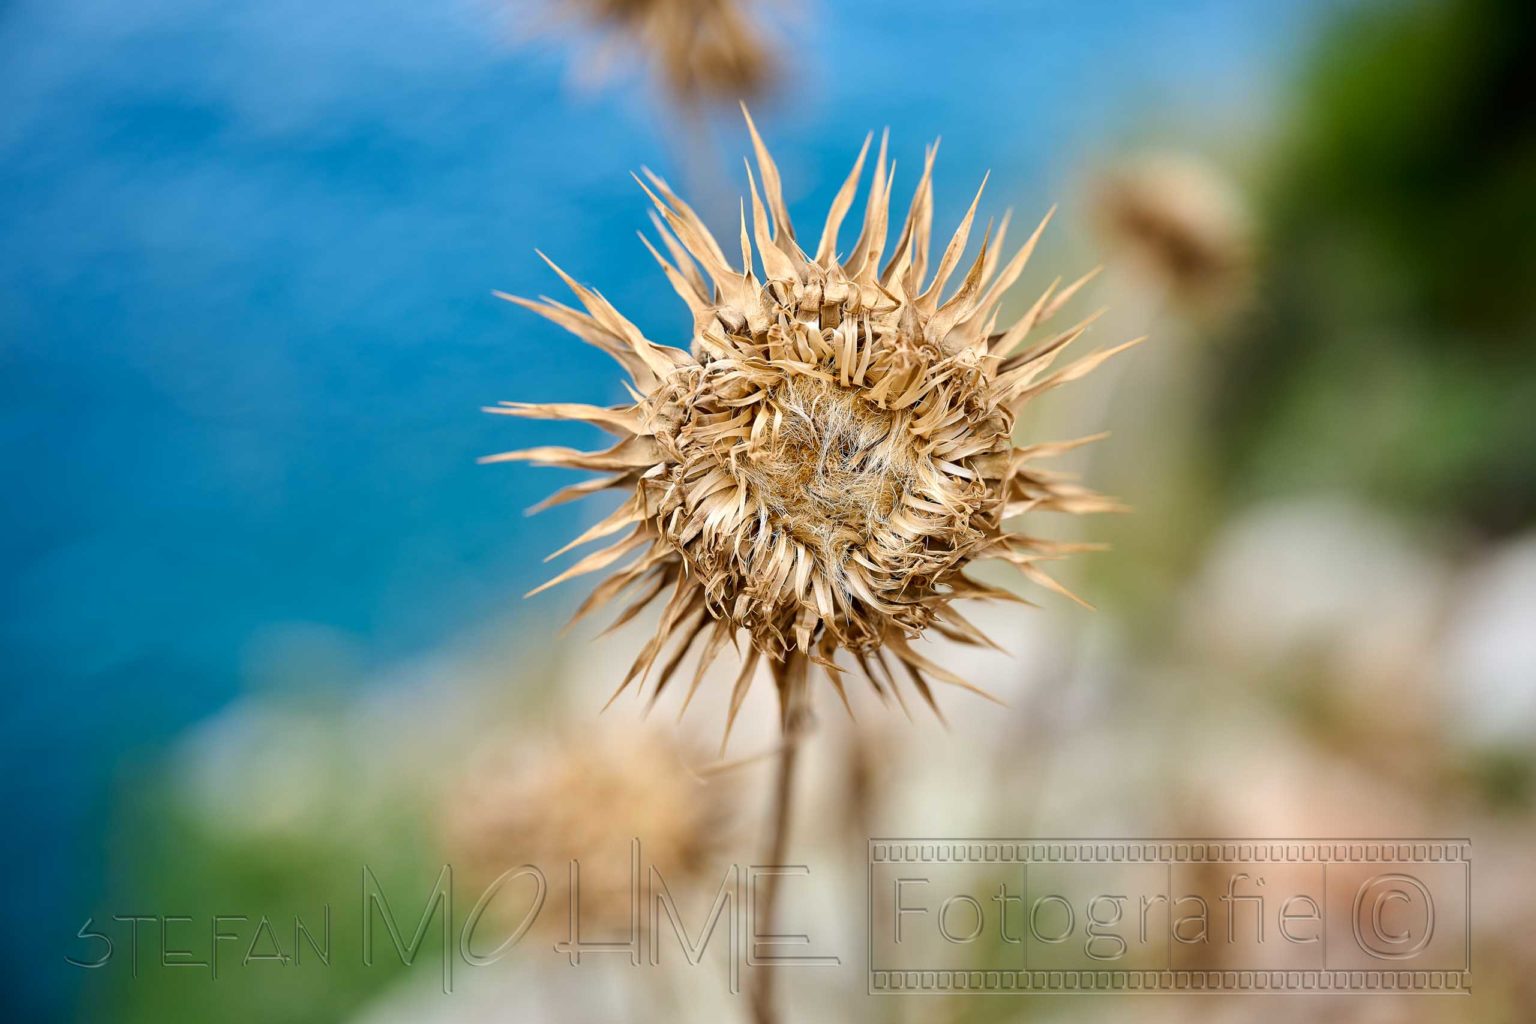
[748,651,809,1024]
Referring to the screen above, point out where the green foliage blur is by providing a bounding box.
[1211,0,1536,535]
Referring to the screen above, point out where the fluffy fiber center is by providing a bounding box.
[741,376,911,555]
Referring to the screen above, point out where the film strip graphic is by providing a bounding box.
[867,838,1470,995]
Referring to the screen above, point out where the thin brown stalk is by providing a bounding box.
[748,650,808,1024]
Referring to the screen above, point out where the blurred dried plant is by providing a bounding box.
[1092,151,1252,314]
[439,723,738,937]
[487,112,1134,736]
[549,0,778,107]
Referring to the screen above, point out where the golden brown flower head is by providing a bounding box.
[562,0,775,107]
[439,724,737,935]
[488,113,1137,735]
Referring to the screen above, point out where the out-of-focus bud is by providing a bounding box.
[1092,151,1253,316]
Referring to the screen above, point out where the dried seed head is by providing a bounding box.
[558,0,776,107]
[438,725,737,934]
[488,112,1138,734]
[1091,151,1252,312]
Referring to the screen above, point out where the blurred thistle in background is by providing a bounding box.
[438,722,742,938]
[531,0,779,109]
[1090,151,1252,318]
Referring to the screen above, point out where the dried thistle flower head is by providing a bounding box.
[556,0,776,107]
[488,112,1137,735]
[439,724,737,935]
